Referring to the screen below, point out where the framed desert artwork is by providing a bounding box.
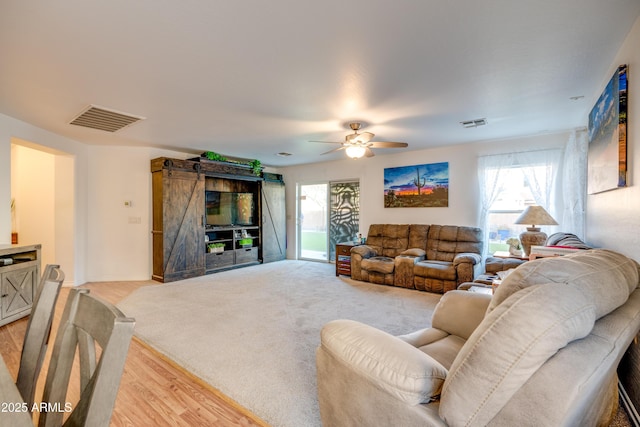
[587,64,628,194]
[384,162,449,208]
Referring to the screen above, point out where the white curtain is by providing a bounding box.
[477,148,562,255]
[517,149,561,218]
[477,153,516,256]
[560,129,588,239]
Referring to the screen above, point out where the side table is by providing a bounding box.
[336,242,358,277]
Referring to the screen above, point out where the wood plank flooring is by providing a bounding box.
[0,281,267,427]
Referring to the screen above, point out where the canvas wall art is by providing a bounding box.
[587,64,628,194]
[384,162,449,208]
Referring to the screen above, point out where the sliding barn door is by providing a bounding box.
[261,179,286,263]
[329,181,360,262]
[152,169,205,282]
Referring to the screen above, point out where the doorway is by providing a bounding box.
[297,181,360,262]
[298,183,328,261]
[11,139,75,282]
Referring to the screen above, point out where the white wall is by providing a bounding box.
[586,15,640,261]
[280,132,569,259]
[84,145,193,281]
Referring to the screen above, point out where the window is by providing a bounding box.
[478,149,561,256]
[486,166,539,254]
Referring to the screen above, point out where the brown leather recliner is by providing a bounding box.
[350,224,483,293]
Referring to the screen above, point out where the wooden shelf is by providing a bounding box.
[336,242,358,277]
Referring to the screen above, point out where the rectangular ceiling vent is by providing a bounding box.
[460,118,487,128]
[69,105,145,132]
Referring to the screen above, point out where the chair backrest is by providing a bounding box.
[38,289,135,427]
[16,264,64,409]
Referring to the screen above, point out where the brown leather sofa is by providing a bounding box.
[350,224,483,293]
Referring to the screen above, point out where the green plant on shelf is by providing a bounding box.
[248,159,262,176]
[207,242,225,253]
[238,238,252,246]
[203,151,228,162]
[202,151,262,176]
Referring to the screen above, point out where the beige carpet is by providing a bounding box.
[117,260,442,427]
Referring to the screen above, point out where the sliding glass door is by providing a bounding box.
[299,184,328,261]
[297,181,360,262]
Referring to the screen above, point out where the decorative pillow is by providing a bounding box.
[439,283,595,426]
[488,249,639,319]
[320,319,447,405]
[400,248,426,257]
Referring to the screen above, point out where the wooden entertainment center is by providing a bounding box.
[151,157,285,282]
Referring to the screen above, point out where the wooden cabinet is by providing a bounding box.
[151,157,285,282]
[336,242,357,277]
[0,244,41,327]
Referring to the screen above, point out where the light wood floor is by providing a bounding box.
[0,281,267,427]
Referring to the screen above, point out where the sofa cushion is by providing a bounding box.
[320,319,448,405]
[426,225,483,262]
[365,224,410,258]
[361,257,395,274]
[488,249,640,319]
[431,290,491,340]
[414,261,457,281]
[408,224,430,250]
[440,283,596,426]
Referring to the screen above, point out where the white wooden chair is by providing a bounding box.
[39,288,135,427]
[16,264,64,409]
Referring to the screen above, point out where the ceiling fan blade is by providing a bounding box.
[358,132,374,143]
[368,141,408,148]
[364,147,375,157]
[310,140,343,144]
[321,146,346,155]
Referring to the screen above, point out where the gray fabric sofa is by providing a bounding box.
[350,224,483,293]
[317,249,640,426]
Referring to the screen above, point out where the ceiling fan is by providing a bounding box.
[311,122,408,158]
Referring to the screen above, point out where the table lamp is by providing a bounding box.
[514,205,558,256]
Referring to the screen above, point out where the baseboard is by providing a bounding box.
[620,381,640,427]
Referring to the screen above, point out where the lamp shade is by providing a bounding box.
[514,206,558,230]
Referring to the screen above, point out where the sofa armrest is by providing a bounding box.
[453,252,482,284]
[351,245,378,258]
[319,319,447,405]
[453,252,481,266]
[350,245,379,280]
[399,248,426,259]
[431,290,491,340]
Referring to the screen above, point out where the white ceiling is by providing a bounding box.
[1,1,639,167]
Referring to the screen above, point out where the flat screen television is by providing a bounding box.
[205,191,255,226]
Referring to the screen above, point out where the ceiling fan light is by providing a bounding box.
[345,145,366,159]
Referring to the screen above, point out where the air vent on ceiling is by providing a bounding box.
[460,118,487,128]
[69,105,145,132]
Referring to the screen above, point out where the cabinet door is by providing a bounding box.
[1,267,36,320]
[261,180,286,263]
[159,169,206,282]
